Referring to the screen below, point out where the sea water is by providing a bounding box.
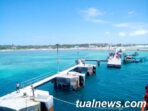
[0,50,148,111]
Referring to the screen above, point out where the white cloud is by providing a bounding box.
[81,7,104,18]
[80,7,108,23]
[89,18,108,23]
[118,32,126,37]
[128,10,135,15]
[105,31,111,35]
[115,29,148,37]
[114,22,148,30]
[129,29,148,36]
[114,23,130,28]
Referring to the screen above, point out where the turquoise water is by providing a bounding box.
[0,50,148,111]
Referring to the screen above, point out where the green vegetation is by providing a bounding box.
[0,44,147,50]
[0,45,50,50]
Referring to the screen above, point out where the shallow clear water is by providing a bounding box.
[0,50,148,111]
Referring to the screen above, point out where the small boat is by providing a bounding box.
[123,55,136,64]
[123,52,147,64]
[107,52,122,68]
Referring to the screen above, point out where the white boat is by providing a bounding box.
[107,51,122,68]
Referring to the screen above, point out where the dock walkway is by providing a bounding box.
[0,63,95,110]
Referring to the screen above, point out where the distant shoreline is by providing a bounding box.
[1,44,148,52]
[0,47,148,52]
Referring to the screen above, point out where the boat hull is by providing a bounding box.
[107,64,121,68]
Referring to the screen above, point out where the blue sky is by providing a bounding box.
[0,0,148,45]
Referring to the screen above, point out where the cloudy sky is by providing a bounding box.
[0,0,148,45]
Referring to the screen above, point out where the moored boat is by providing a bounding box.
[107,52,122,68]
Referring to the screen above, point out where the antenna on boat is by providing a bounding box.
[56,44,59,72]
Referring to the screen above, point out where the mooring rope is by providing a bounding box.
[53,96,76,106]
[53,96,126,111]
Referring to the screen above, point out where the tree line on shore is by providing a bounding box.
[0,43,147,50]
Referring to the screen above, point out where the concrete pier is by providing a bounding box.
[0,87,53,111]
[0,60,96,111]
